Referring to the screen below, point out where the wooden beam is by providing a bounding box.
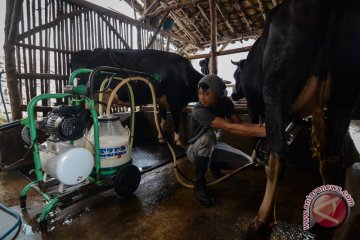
[17,73,69,80]
[68,0,142,26]
[141,0,207,20]
[4,0,24,119]
[201,29,262,47]
[67,0,201,48]
[209,0,217,75]
[146,12,170,49]
[215,2,234,33]
[168,11,200,45]
[18,9,88,41]
[142,0,160,15]
[178,8,207,42]
[123,0,143,15]
[8,0,24,42]
[98,14,131,49]
[166,36,171,52]
[131,0,137,19]
[137,26,142,49]
[16,43,73,54]
[176,44,187,53]
[197,4,210,23]
[257,0,266,20]
[162,2,201,43]
[231,0,252,31]
[218,41,230,51]
[197,4,220,39]
[187,46,252,59]
[20,105,53,113]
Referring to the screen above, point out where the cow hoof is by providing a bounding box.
[247,216,275,235]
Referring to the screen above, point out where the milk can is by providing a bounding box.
[85,114,131,176]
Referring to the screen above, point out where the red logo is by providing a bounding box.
[311,192,348,228]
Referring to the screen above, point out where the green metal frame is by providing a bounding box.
[19,68,105,224]
[19,67,159,227]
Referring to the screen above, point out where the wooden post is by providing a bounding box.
[209,0,217,75]
[166,37,171,52]
[131,0,137,19]
[4,0,23,120]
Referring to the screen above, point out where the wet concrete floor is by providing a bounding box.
[0,121,359,240]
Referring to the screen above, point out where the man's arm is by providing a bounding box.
[210,117,266,137]
[229,114,242,124]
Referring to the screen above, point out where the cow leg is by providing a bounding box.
[251,101,287,232]
[253,153,285,232]
[319,78,359,186]
[170,108,182,147]
[157,106,167,143]
[252,59,289,231]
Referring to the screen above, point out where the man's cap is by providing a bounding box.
[198,74,226,96]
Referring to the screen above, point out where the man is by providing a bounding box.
[186,75,266,207]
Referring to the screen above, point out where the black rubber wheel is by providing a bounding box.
[20,196,27,209]
[114,165,141,197]
[40,219,48,233]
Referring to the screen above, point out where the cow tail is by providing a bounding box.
[311,105,325,158]
[311,74,331,159]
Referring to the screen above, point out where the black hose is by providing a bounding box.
[0,203,22,240]
[87,66,156,100]
[94,73,116,94]
[0,120,21,132]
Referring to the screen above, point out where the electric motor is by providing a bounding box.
[45,114,85,141]
[38,105,87,141]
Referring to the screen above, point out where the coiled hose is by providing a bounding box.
[105,76,255,188]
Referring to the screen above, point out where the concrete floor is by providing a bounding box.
[1,160,320,240]
[0,121,359,240]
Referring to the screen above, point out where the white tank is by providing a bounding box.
[85,114,131,171]
[40,145,94,185]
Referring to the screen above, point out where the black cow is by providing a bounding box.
[71,48,204,146]
[230,59,246,101]
[233,0,360,232]
[199,58,210,75]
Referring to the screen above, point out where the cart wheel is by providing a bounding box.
[40,219,48,232]
[114,165,141,197]
[20,195,27,209]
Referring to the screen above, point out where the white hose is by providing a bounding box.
[99,77,135,149]
[98,77,109,115]
[105,76,254,188]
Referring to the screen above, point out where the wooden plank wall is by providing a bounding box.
[15,0,166,110]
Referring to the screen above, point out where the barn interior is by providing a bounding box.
[0,0,359,240]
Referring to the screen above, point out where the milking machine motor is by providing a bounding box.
[18,67,160,232]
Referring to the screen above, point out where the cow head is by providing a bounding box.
[230,59,246,101]
[199,58,210,75]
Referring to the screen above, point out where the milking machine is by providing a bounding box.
[15,65,310,232]
[18,67,162,231]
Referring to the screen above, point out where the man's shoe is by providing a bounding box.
[193,156,216,207]
[194,186,216,207]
